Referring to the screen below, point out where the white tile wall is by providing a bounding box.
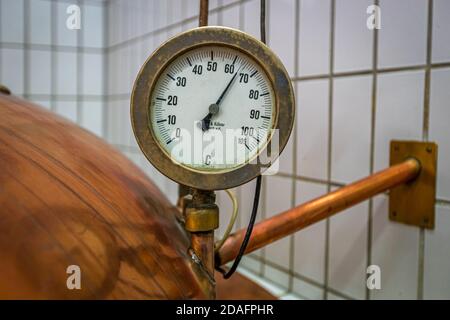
[238,179,259,227]
[2,0,450,300]
[106,99,134,146]
[278,130,294,175]
[28,99,50,110]
[220,4,240,29]
[81,101,103,136]
[56,51,77,95]
[0,0,24,43]
[240,255,262,274]
[298,0,330,76]
[56,100,77,122]
[264,264,290,289]
[268,0,295,77]
[429,68,450,200]
[371,194,419,299]
[293,277,323,300]
[30,0,51,45]
[0,49,24,94]
[29,50,51,94]
[326,292,346,300]
[378,0,427,68]
[56,1,78,47]
[168,0,184,26]
[329,193,368,299]
[334,0,372,72]
[296,80,329,180]
[424,206,450,299]
[432,0,450,63]
[82,53,103,95]
[242,0,260,39]
[293,181,327,294]
[332,75,372,183]
[264,176,292,273]
[83,4,104,48]
[184,0,201,23]
[374,71,424,172]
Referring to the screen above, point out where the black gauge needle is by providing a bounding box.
[201,104,219,131]
[201,66,241,131]
[215,67,241,106]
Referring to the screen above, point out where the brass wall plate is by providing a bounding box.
[389,140,437,229]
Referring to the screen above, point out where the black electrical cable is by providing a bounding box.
[219,0,266,280]
[222,174,262,279]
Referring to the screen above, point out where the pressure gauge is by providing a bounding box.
[131,27,294,190]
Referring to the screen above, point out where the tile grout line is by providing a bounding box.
[127,0,135,148]
[418,0,434,301]
[260,0,268,278]
[277,171,345,188]
[436,199,450,208]
[236,0,246,231]
[102,0,109,140]
[366,0,379,301]
[0,2,2,85]
[106,0,250,53]
[246,253,356,300]
[323,0,336,300]
[217,0,223,26]
[50,0,57,112]
[0,42,104,54]
[76,0,83,125]
[288,0,301,293]
[181,0,187,31]
[23,0,30,101]
[291,62,450,81]
[15,94,105,100]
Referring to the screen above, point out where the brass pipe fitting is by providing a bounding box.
[185,206,219,232]
[186,189,219,283]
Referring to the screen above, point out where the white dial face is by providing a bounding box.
[150,45,275,172]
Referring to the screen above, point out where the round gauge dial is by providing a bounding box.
[150,45,275,171]
[131,27,294,190]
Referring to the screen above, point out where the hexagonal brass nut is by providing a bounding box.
[185,206,219,232]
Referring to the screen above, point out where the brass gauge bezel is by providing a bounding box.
[131,26,295,190]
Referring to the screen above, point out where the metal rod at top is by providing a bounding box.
[216,158,421,266]
[260,0,266,44]
[199,0,209,27]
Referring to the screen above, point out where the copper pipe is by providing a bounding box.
[217,158,421,266]
[188,189,218,289]
[199,0,209,27]
[192,232,215,276]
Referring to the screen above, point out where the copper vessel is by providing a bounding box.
[0,93,219,299]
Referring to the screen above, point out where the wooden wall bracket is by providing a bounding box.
[389,140,438,229]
